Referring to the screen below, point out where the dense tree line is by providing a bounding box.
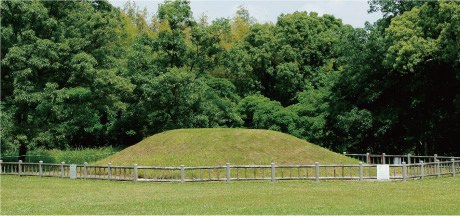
[2,0,459,160]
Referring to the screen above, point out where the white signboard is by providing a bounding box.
[70,164,77,179]
[377,165,390,180]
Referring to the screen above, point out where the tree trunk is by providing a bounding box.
[18,142,27,162]
[424,141,428,156]
[16,106,29,162]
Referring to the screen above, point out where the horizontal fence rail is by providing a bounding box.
[1,158,459,183]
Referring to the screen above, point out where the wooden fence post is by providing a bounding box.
[366,153,370,164]
[407,154,411,164]
[84,162,88,179]
[420,161,424,180]
[61,162,65,178]
[315,162,319,183]
[359,162,363,181]
[436,160,440,178]
[271,163,275,183]
[451,159,455,177]
[39,161,43,177]
[108,163,112,180]
[434,154,437,163]
[18,160,23,177]
[402,162,407,181]
[0,160,2,175]
[343,152,346,156]
[180,165,185,183]
[133,164,138,182]
[226,163,230,183]
[382,153,386,164]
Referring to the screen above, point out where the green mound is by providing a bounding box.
[97,128,358,166]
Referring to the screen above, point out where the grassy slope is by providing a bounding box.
[2,175,460,215]
[97,128,358,166]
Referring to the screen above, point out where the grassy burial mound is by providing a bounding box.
[97,128,358,166]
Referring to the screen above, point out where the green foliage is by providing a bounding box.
[202,78,243,127]
[157,0,193,31]
[152,0,195,68]
[328,1,460,155]
[1,0,133,157]
[145,68,207,128]
[237,95,297,133]
[2,0,459,158]
[143,68,243,130]
[188,20,225,75]
[368,0,424,19]
[122,0,149,33]
[226,12,346,106]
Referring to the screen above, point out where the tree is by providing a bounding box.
[231,5,256,42]
[187,18,225,75]
[237,95,298,134]
[226,12,346,106]
[141,68,242,131]
[368,0,424,19]
[154,0,194,68]
[122,0,149,34]
[328,1,460,155]
[210,18,232,49]
[367,0,425,28]
[1,0,134,160]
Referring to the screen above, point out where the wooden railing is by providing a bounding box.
[1,159,458,183]
[343,152,460,164]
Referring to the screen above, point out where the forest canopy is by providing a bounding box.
[1,0,459,160]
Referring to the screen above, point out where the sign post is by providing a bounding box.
[69,164,77,179]
[377,165,390,181]
[393,157,401,164]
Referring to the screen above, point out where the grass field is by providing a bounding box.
[97,128,358,166]
[2,175,460,215]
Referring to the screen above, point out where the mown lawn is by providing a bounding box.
[1,175,460,215]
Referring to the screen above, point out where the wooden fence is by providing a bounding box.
[1,158,459,183]
[344,152,460,164]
